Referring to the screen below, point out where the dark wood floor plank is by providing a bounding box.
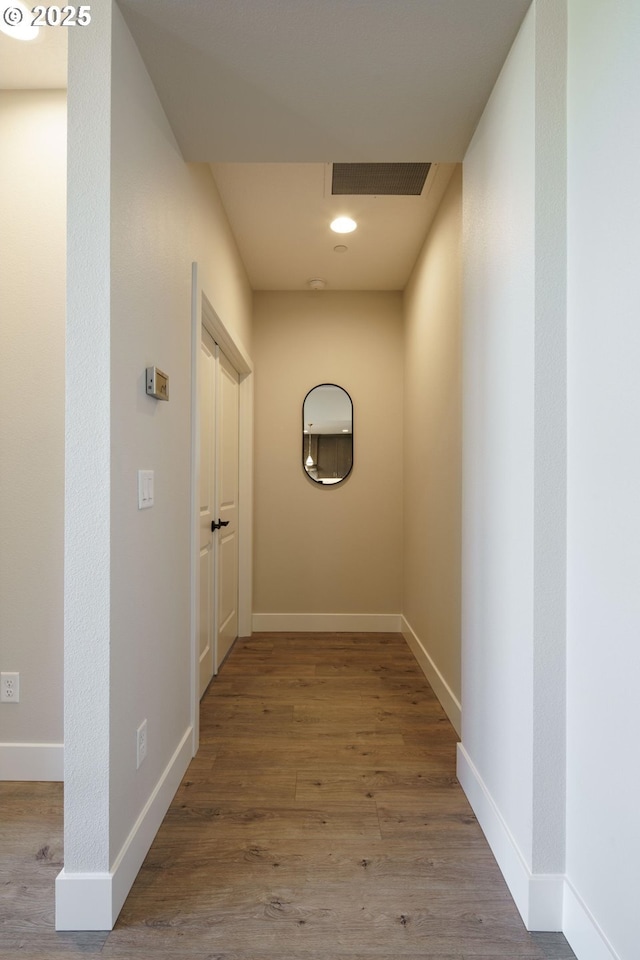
[163,799,383,841]
[215,673,430,690]
[177,768,297,802]
[0,631,575,960]
[295,766,460,803]
[212,740,449,766]
[137,837,512,884]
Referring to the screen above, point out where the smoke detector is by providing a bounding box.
[307,278,327,291]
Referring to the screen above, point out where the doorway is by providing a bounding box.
[190,265,254,749]
[198,327,241,696]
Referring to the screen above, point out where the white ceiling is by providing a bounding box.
[2,0,532,290]
[211,160,457,290]
[118,0,531,163]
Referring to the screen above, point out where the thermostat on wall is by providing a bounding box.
[146,366,169,401]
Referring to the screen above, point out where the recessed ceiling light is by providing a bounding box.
[330,216,357,234]
[333,244,348,254]
[0,1,40,39]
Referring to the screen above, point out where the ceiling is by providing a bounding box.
[2,0,532,290]
[211,160,457,290]
[118,0,531,164]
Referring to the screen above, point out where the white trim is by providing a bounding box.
[201,293,252,377]
[563,879,622,960]
[237,370,253,637]
[190,263,200,756]
[0,743,64,781]
[55,870,112,931]
[401,616,462,735]
[109,726,192,923]
[252,613,402,633]
[456,743,563,931]
[528,873,565,931]
[55,726,192,931]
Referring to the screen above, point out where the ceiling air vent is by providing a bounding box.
[331,162,431,196]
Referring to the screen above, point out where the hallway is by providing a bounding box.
[2,633,575,958]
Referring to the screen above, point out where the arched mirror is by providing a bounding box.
[302,384,353,485]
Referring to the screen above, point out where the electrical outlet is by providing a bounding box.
[1,672,20,703]
[136,719,147,769]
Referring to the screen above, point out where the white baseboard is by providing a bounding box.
[563,878,621,960]
[456,743,563,931]
[0,742,64,781]
[54,870,113,931]
[55,725,193,931]
[401,616,461,735]
[252,612,402,633]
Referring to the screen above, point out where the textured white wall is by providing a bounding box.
[462,5,536,864]
[565,2,640,957]
[460,0,567,926]
[108,5,252,861]
[64,0,113,872]
[0,91,66,748]
[402,166,462,716]
[108,4,194,863]
[63,0,251,892]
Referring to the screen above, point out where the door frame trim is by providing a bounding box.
[190,263,253,754]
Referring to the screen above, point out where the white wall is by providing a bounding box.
[252,291,403,630]
[109,1,251,866]
[58,0,252,929]
[402,166,462,733]
[458,0,567,931]
[0,90,66,780]
[462,1,639,952]
[564,3,640,958]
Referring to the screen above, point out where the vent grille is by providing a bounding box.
[331,162,431,196]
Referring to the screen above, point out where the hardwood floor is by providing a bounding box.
[0,632,576,959]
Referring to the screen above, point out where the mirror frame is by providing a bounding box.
[302,383,354,486]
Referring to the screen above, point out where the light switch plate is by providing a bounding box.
[138,470,154,509]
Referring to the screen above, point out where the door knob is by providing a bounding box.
[211,519,230,531]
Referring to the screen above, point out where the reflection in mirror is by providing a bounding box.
[302,384,353,485]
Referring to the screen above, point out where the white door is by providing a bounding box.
[198,328,217,697]
[214,348,240,670]
[199,329,240,694]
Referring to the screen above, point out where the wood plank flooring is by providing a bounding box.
[0,632,576,959]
